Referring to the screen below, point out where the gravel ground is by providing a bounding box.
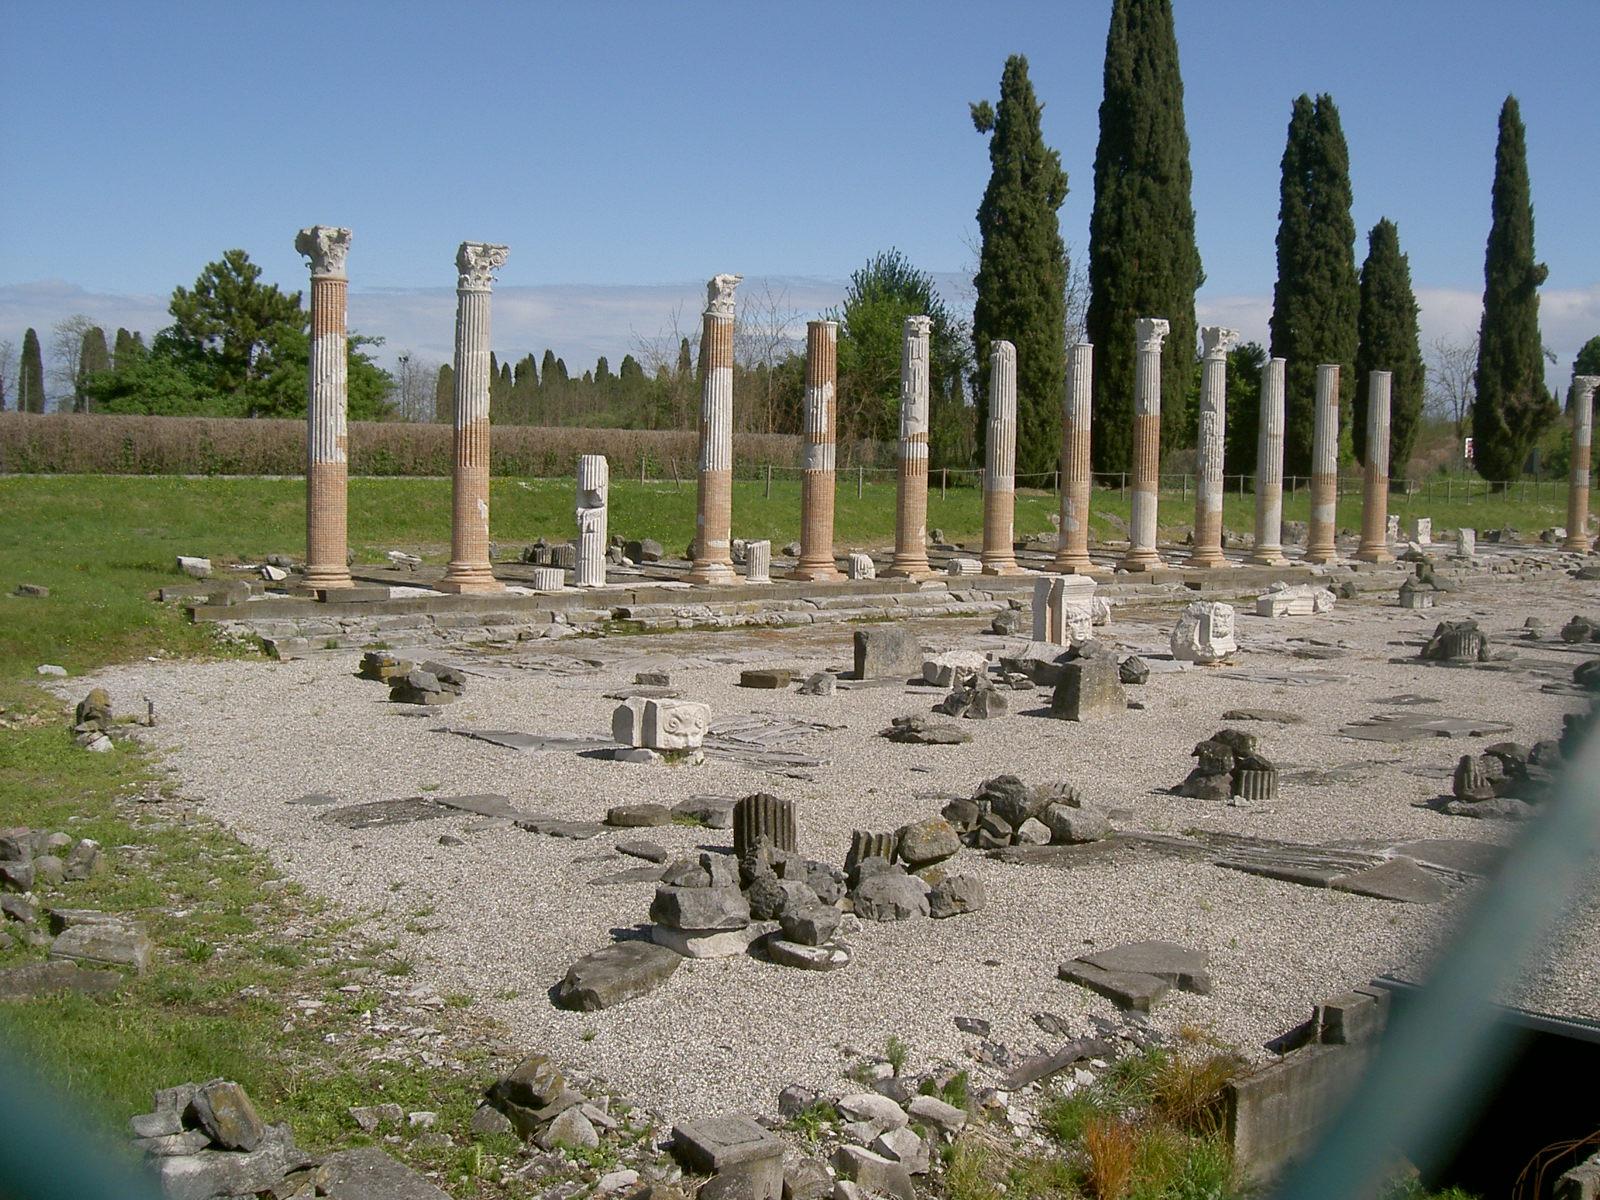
[67,569,1600,1123]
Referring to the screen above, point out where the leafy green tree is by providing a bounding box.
[1270,94,1359,475]
[1355,219,1425,474]
[970,54,1068,479]
[1086,0,1203,469]
[168,249,304,394]
[85,330,215,415]
[74,326,111,411]
[1222,341,1268,478]
[595,356,612,384]
[18,329,46,412]
[1472,96,1555,482]
[435,363,455,424]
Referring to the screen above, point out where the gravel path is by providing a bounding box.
[69,571,1600,1122]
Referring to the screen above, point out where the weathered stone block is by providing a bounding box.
[1049,657,1126,722]
[649,886,751,932]
[552,941,682,1010]
[853,627,922,680]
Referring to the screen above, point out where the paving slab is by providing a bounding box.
[316,798,448,829]
[1057,960,1171,1012]
[1329,858,1448,904]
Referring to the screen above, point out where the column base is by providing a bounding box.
[1353,547,1394,563]
[1051,553,1095,574]
[685,561,738,586]
[1245,551,1289,566]
[1562,537,1592,553]
[980,560,1025,576]
[435,566,504,594]
[1186,555,1233,569]
[881,564,936,581]
[303,567,353,590]
[786,563,844,583]
[1119,548,1162,571]
[1302,551,1340,566]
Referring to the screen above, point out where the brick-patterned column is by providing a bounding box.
[1120,317,1168,570]
[438,241,509,594]
[1191,326,1237,568]
[789,319,842,581]
[1054,342,1094,573]
[885,315,934,579]
[295,226,354,590]
[1565,375,1600,552]
[686,274,741,585]
[1247,357,1288,565]
[575,454,609,587]
[981,340,1021,574]
[1304,362,1341,564]
[1355,371,1394,562]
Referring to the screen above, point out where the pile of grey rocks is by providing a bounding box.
[1175,729,1279,803]
[357,651,468,705]
[1,826,104,898]
[476,1053,626,1154]
[71,686,151,751]
[1559,614,1600,644]
[936,774,1112,852]
[1447,740,1561,820]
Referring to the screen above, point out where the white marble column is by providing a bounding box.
[1304,363,1341,564]
[1355,371,1394,563]
[686,274,740,585]
[1054,342,1094,573]
[1247,357,1288,565]
[1120,317,1168,570]
[295,226,354,591]
[981,340,1021,574]
[790,320,843,581]
[439,241,509,594]
[1191,326,1237,568]
[575,454,609,586]
[1565,375,1600,552]
[746,540,771,583]
[885,315,934,578]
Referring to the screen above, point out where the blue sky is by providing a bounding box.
[3,0,1596,390]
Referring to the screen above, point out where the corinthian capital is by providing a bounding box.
[1200,326,1239,359]
[295,226,352,278]
[457,242,510,291]
[1135,317,1170,352]
[705,273,742,319]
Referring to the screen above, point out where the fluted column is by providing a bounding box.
[790,320,843,581]
[1565,375,1599,552]
[885,315,934,579]
[1121,317,1168,570]
[1191,326,1237,568]
[686,274,741,585]
[1247,357,1288,565]
[438,241,509,594]
[1355,371,1394,563]
[575,454,609,587]
[1054,343,1094,573]
[296,225,353,591]
[1304,363,1341,564]
[981,340,1021,574]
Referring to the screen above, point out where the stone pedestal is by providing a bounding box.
[1355,371,1394,563]
[1191,326,1237,568]
[1247,357,1289,565]
[885,316,934,579]
[1304,363,1341,565]
[746,540,771,583]
[981,340,1022,574]
[790,320,843,581]
[296,226,354,590]
[439,242,510,594]
[1565,375,1600,552]
[686,274,741,585]
[1054,342,1095,573]
[575,454,609,587]
[1120,317,1169,570]
[1032,575,1096,647]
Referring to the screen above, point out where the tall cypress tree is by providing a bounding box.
[1085,0,1202,469]
[112,328,139,369]
[970,54,1068,479]
[434,363,454,424]
[540,349,561,390]
[75,326,111,412]
[19,328,45,413]
[1472,96,1554,482]
[1354,219,1425,473]
[1270,94,1359,476]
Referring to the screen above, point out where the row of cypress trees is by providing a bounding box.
[968,0,1555,483]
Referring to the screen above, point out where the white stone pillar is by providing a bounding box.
[1566,375,1600,552]
[1054,342,1094,573]
[885,315,934,578]
[686,274,740,585]
[1191,326,1237,568]
[1248,357,1288,565]
[439,241,509,594]
[1121,317,1168,570]
[575,454,609,587]
[1304,363,1341,564]
[981,340,1021,574]
[295,226,354,591]
[790,320,842,581]
[1355,371,1394,563]
[746,540,771,583]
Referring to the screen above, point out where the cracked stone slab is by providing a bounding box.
[1077,941,1212,995]
[316,797,450,829]
[445,728,612,754]
[1388,839,1504,877]
[1219,708,1306,725]
[1057,961,1171,1013]
[429,794,523,820]
[1339,712,1514,742]
[1328,857,1448,904]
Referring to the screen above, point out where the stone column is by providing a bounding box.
[575,454,609,587]
[295,225,354,591]
[1355,371,1394,563]
[746,540,771,583]
[1191,326,1237,568]
[1054,342,1094,573]
[1565,375,1600,552]
[981,340,1021,574]
[1247,357,1288,565]
[686,274,741,585]
[885,315,934,578]
[790,320,843,581]
[438,241,509,594]
[1304,363,1341,564]
[1120,317,1169,570]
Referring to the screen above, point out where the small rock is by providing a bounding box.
[852,873,930,922]
[618,840,669,864]
[189,1079,266,1152]
[906,1095,967,1135]
[36,665,68,678]
[539,1106,599,1151]
[607,803,672,828]
[835,1093,908,1131]
[928,875,985,919]
[871,1127,930,1175]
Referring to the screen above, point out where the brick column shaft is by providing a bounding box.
[1355,371,1394,562]
[686,274,740,585]
[1304,363,1341,564]
[296,226,353,590]
[1565,375,1600,551]
[885,315,934,578]
[1191,326,1237,568]
[790,319,843,581]
[981,340,1021,574]
[1247,357,1288,565]
[1121,317,1168,570]
[1054,342,1094,573]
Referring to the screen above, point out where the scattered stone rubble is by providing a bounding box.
[1445,740,1562,821]
[1254,581,1335,617]
[938,774,1112,852]
[0,825,112,958]
[1176,729,1280,804]
[355,652,469,705]
[70,686,153,751]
